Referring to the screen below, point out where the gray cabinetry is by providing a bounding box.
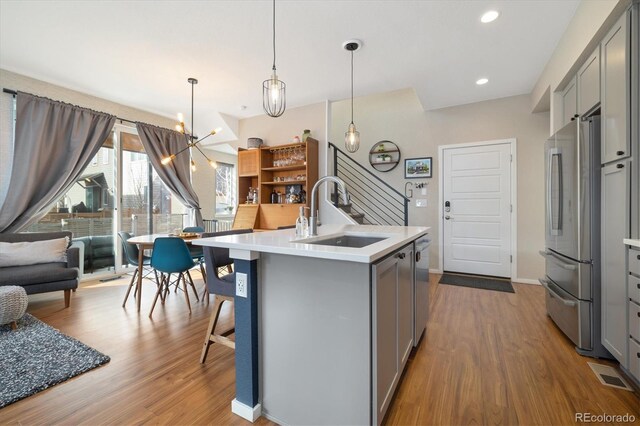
[373,254,399,425]
[601,13,630,164]
[577,46,600,115]
[372,243,414,425]
[601,160,630,365]
[628,246,640,383]
[398,245,414,368]
[561,76,578,127]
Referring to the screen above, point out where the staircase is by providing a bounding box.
[329,192,365,224]
[328,142,409,226]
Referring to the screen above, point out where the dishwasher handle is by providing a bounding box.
[539,278,577,307]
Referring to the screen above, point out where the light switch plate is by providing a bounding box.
[236,272,247,298]
[416,199,427,207]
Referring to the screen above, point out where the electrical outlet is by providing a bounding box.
[236,272,247,298]
[415,199,427,207]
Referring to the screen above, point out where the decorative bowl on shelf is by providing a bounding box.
[247,137,263,149]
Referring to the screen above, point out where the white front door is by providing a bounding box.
[442,142,512,277]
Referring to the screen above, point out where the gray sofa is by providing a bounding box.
[74,235,114,273]
[0,231,80,307]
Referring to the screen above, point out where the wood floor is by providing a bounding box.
[0,272,638,425]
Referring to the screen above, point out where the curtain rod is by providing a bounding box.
[3,87,139,125]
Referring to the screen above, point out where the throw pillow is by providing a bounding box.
[0,237,69,267]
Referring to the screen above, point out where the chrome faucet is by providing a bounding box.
[309,176,350,236]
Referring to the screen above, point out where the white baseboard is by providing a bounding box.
[429,268,443,274]
[231,399,262,422]
[511,278,540,285]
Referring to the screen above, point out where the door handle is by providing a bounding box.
[538,250,576,270]
[617,151,625,156]
[539,278,577,307]
[416,251,421,262]
[444,215,451,220]
[396,252,406,260]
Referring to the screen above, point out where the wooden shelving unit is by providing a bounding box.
[234,138,318,230]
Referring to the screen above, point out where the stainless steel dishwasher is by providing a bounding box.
[414,237,430,345]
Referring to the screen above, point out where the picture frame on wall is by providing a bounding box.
[404,157,432,179]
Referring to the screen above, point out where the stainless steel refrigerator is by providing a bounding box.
[540,115,611,358]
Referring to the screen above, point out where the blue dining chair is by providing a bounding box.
[149,237,198,318]
[200,229,253,363]
[184,226,206,279]
[118,231,152,308]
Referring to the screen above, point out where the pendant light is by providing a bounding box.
[162,78,221,169]
[262,0,286,117]
[343,40,361,153]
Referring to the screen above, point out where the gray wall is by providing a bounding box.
[330,89,549,282]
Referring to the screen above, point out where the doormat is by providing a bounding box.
[0,314,110,408]
[588,362,633,391]
[439,273,515,293]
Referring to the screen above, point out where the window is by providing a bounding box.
[216,163,236,216]
[101,147,109,164]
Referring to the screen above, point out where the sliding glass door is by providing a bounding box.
[116,124,186,273]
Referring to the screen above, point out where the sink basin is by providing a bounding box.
[303,235,388,248]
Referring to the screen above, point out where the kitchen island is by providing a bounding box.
[194,224,430,425]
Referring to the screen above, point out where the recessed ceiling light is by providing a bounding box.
[481,10,500,23]
[476,78,489,85]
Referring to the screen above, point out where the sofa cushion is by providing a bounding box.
[0,231,72,246]
[0,262,78,287]
[0,237,69,267]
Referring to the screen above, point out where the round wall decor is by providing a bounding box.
[369,140,400,172]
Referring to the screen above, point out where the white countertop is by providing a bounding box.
[193,224,430,263]
[624,239,640,248]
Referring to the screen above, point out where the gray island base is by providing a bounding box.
[194,224,430,425]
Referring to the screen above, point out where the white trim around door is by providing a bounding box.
[438,138,518,279]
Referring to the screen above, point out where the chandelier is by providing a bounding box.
[161,77,221,171]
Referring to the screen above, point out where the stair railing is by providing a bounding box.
[328,142,409,226]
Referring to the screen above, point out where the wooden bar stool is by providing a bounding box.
[200,229,253,363]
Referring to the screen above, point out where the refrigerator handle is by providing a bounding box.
[547,148,562,236]
[538,250,577,270]
[539,278,577,307]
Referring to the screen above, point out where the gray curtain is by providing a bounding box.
[135,123,203,227]
[0,92,115,233]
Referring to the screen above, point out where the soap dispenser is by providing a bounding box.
[295,206,309,238]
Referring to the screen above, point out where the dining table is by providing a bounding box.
[127,233,200,312]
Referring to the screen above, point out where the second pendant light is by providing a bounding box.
[263,0,286,118]
[343,40,361,153]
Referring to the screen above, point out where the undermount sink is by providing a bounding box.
[302,235,388,248]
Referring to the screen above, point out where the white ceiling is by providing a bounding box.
[0,0,579,148]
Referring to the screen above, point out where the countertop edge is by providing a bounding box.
[624,238,640,248]
[193,226,430,264]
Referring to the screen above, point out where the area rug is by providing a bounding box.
[0,314,110,408]
[439,273,515,293]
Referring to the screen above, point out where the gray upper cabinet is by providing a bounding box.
[577,46,600,115]
[601,13,630,164]
[561,76,578,127]
[601,159,630,365]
